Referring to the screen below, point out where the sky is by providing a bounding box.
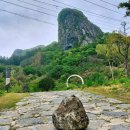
[0,0,129,57]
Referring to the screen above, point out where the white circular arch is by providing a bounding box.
[66,74,84,88]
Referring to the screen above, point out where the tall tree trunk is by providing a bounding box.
[108,60,114,80]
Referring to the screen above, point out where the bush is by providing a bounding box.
[10,85,23,93]
[53,82,67,91]
[85,73,107,86]
[53,82,79,91]
[29,78,42,92]
[86,80,93,87]
[0,89,4,96]
[39,77,55,91]
[66,83,78,90]
[86,48,96,55]
[23,66,42,76]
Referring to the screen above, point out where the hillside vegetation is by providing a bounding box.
[0,33,130,98]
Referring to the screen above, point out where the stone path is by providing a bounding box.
[0,90,130,130]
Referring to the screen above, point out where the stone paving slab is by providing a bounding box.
[0,90,130,130]
[0,126,10,130]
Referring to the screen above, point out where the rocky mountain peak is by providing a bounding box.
[58,8,103,50]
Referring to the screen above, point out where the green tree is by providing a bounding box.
[96,44,118,80]
[119,1,130,16]
[107,32,130,77]
[39,77,55,91]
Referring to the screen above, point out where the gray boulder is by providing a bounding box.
[52,95,89,130]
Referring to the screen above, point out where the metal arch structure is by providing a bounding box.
[66,74,84,88]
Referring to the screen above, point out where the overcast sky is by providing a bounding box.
[0,0,129,57]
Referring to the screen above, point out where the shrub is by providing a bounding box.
[10,85,23,93]
[39,77,55,91]
[29,84,40,92]
[53,82,80,91]
[0,89,4,96]
[53,82,67,91]
[86,48,96,55]
[86,80,93,87]
[66,83,78,90]
[85,73,107,86]
[29,78,42,92]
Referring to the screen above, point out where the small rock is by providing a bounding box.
[15,117,44,128]
[52,95,89,130]
[0,118,12,125]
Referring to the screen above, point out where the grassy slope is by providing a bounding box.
[83,85,130,104]
[0,93,29,111]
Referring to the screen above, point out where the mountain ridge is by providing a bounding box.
[11,45,45,57]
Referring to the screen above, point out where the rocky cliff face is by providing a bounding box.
[58,8,103,50]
